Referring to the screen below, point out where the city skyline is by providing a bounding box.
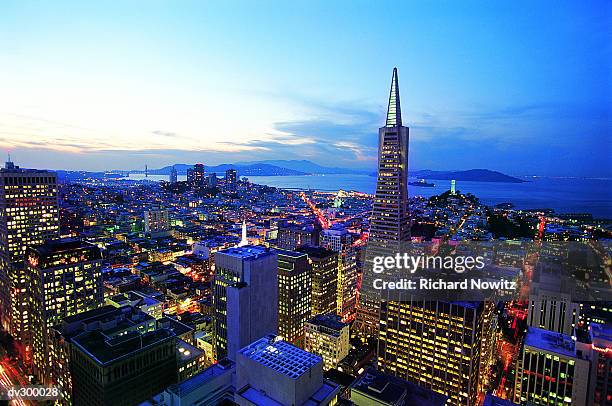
[0,1,610,177]
[0,38,609,404]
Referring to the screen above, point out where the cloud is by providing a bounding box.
[151,130,179,138]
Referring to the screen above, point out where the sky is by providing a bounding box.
[0,1,610,176]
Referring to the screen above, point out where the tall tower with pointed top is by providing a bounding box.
[354,68,410,338]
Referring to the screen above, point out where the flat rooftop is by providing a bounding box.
[217,245,271,260]
[352,368,446,406]
[296,246,336,259]
[276,249,309,259]
[591,322,612,347]
[524,327,576,358]
[61,305,119,325]
[72,328,175,365]
[239,336,321,380]
[307,314,348,333]
[29,238,101,260]
[168,359,235,398]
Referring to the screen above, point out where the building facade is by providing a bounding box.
[378,301,493,406]
[0,160,60,346]
[212,245,278,360]
[304,314,350,371]
[320,228,358,322]
[277,223,319,250]
[224,169,237,193]
[144,208,171,237]
[298,246,338,317]
[235,335,340,406]
[514,327,591,405]
[187,163,205,186]
[355,68,411,338]
[71,328,177,406]
[169,166,178,183]
[50,305,158,403]
[528,272,580,336]
[277,249,311,348]
[26,238,104,382]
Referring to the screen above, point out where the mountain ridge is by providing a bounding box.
[124,160,525,182]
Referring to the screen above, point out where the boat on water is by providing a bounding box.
[408,179,435,187]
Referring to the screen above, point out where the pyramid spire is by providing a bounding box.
[385,67,402,127]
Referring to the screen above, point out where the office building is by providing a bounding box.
[50,305,157,403]
[145,359,236,406]
[106,290,164,319]
[528,271,580,336]
[590,322,612,406]
[298,246,338,317]
[224,169,237,193]
[355,68,411,338]
[514,327,591,405]
[25,238,104,382]
[304,314,350,371]
[187,163,205,186]
[320,228,358,321]
[144,208,171,237]
[169,166,178,184]
[0,160,60,345]
[206,172,217,188]
[212,245,278,360]
[350,367,447,406]
[378,301,494,406]
[277,249,311,348]
[71,328,177,406]
[278,223,319,250]
[176,339,206,382]
[235,335,340,405]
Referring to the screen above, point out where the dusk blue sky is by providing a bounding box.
[0,1,610,176]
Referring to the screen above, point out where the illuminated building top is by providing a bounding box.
[385,67,402,127]
[239,335,322,379]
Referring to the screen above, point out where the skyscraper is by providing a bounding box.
[224,169,237,193]
[206,172,218,188]
[277,223,318,250]
[25,238,104,382]
[212,245,278,360]
[0,160,60,346]
[297,246,338,317]
[378,301,494,406]
[71,328,177,406]
[355,68,410,337]
[277,250,311,348]
[187,163,205,186]
[169,165,178,183]
[528,271,579,335]
[320,227,358,322]
[514,327,592,405]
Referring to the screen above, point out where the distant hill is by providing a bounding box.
[235,160,370,175]
[411,169,526,183]
[130,161,524,182]
[144,163,306,176]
